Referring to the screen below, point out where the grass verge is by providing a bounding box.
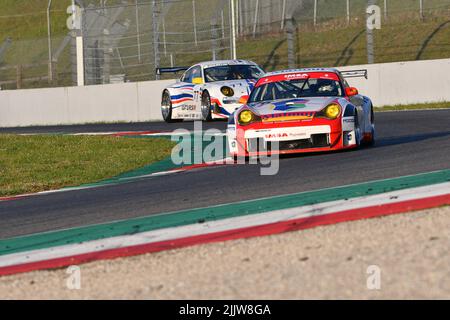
[0,135,175,197]
[375,101,450,112]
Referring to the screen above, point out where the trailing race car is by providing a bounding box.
[227,68,375,157]
[159,60,264,122]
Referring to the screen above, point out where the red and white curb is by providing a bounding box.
[1,181,449,276]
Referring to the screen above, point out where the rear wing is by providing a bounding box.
[155,66,189,76]
[340,69,368,79]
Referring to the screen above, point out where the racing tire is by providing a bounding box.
[354,111,362,148]
[161,90,181,123]
[201,91,213,122]
[366,106,376,147]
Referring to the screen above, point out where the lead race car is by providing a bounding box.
[160,60,264,122]
[227,68,375,157]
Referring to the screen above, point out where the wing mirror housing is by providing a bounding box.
[239,95,249,105]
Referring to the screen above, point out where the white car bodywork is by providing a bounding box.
[161,60,264,121]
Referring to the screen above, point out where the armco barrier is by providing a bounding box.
[1,58,450,127]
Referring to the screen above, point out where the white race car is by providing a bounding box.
[160,60,264,122]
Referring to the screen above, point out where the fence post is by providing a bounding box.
[230,0,237,59]
[346,0,350,25]
[366,0,375,64]
[286,18,296,69]
[384,0,388,20]
[211,17,219,60]
[252,0,259,38]
[47,0,53,83]
[192,0,198,46]
[152,0,160,80]
[103,29,111,84]
[135,0,142,63]
[16,65,23,89]
[314,0,318,26]
[236,0,240,37]
[76,36,84,86]
[281,0,286,30]
[162,18,167,56]
[419,0,424,21]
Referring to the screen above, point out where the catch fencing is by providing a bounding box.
[0,0,450,90]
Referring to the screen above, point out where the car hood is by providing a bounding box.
[247,97,338,116]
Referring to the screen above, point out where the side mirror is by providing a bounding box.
[345,87,359,97]
[192,77,204,85]
[238,95,249,105]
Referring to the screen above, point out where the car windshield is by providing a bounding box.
[204,65,263,82]
[248,78,344,103]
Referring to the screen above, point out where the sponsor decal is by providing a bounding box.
[270,100,309,112]
[284,73,309,79]
[264,132,308,139]
[182,105,196,111]
[261,112,315,122]
[265,133,288,139]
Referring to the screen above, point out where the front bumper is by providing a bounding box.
[228,118,356,156]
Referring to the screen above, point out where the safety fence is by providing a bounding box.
[0,0,450,90]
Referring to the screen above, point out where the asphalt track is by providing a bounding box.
[1,109,450,239]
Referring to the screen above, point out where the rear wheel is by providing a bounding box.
[201,91,213,121]
[361,106,375,147]
[367,106,376,146]
[354,111,362,147]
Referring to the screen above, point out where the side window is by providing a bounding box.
[181,68,194,83]
[181,66,202,83]
[190,66,202,82]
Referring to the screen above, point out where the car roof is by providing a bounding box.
[195,60,259,69]
[263,68,340,77]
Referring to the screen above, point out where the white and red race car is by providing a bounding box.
[227,68,375,157]
[160,60,264,122]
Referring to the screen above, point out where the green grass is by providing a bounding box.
[375,101,450,111]
[0,135,175,197]
[238,14,450,71]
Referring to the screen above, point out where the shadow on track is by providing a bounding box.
[375,131,450,148]
[267,131,450,162]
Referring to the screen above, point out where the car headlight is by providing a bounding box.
[221,86,234,97]
[323,104,341,119]
[239,110,259,125]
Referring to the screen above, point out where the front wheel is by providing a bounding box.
[201,91,213,121]
[161,90,179,123]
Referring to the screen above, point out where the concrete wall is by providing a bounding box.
[0,80,175,127]
[1,58,450,127]
[338,58,450,106]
